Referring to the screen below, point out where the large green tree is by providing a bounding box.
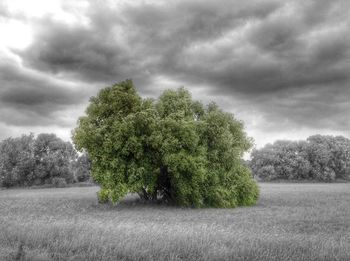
[73,80,258,207]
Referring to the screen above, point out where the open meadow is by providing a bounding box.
[1,183,350,261]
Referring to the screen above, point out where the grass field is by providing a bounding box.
[1,183,350,261]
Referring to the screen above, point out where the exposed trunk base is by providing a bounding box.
[137,187,158,202]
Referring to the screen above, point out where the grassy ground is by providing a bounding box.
[1,183,349,261]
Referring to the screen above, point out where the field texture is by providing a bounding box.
[1,183,350,261]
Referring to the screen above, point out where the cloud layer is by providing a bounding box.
[0,0,349,146]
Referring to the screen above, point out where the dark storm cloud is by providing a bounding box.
[0,59,85,127]
[2,0,350,141]
[250,83,350,132]
[176,1,350,95]
[19,0,282,89]
[20,20,127,82]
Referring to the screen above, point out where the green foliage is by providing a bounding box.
[250,135,350,182]
[73,79,258,207]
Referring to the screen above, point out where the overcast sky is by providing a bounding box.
[0,0,349,148]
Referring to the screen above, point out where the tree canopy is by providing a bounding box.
[73,80,258,207]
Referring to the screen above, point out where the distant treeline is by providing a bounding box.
[2,132,349,187]
[249,135,350,182]
[0,133,90,188]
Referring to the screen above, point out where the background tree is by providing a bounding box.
[0,133,89,187]
[74,151,91,182]
[0,134,35,187]
[73,80,259,207]
[306,135,350,181]
[250,135,350,181]
[32,133,77,185]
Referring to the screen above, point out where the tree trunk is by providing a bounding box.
[137,187,150,201]
[158,166,171,202]
[151,189,158,201]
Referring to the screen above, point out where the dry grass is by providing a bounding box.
[1,183,350,260]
